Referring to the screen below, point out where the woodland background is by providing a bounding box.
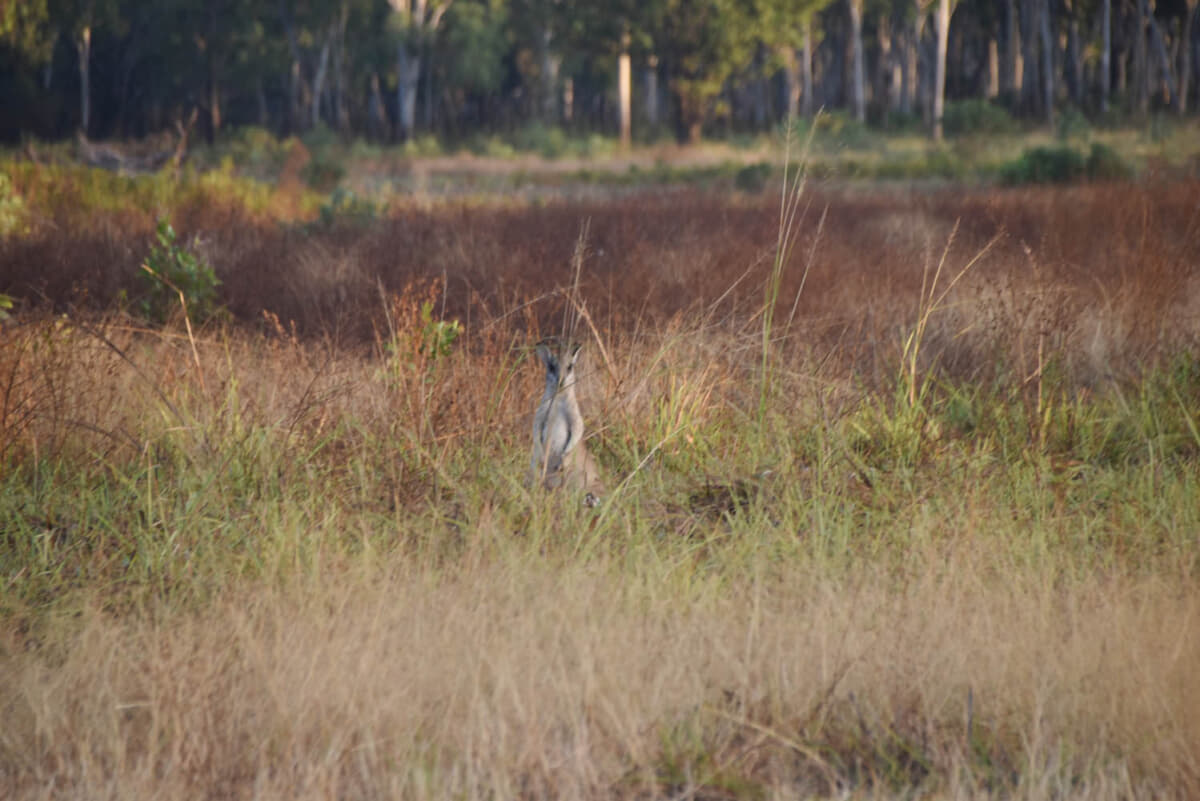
[3,0,1198,146]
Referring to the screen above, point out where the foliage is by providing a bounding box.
[1056,106,1091,140]
[0,169,30,236]
[999,145,1088,184]
[315,187,383,229]
[1085,142,1134,180]
[731,161,772,192]
[1000,143,1135,184]
[439,0,509,95]
[942,99,1018,137]
[138,218,221,323]
[299,125,347,192]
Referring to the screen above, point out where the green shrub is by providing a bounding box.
[0,170,30,237]
[509,123,571,158]
[299,125,347,191]
[1085,143,1134,180]
[1055,106,1091,140]
[999,143,1134,185]
[999,145,1087,184]
[942,99,1017,137]
[301,156,346,192]
[877,110,924,135]
[139,218,222,323]
[789,111,875,150]
[734,162,773,192]
[219,126,290,174]
[314,188,383,229]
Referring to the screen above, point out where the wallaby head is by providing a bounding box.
[536,338,582,395]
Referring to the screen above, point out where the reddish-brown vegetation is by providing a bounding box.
[3,181,1196,384]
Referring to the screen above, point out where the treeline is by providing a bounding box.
[2,0,1198,146]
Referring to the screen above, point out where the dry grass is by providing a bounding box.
[2,178,1200,798]
[2,557,1198,800]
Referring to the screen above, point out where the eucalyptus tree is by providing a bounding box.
[436,0,508,131]
[387,0,454,140]
[654,0,757,142]
[755,0,835,119]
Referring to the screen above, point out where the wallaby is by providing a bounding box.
[528,338,604,504]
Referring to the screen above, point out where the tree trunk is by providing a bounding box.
[1148,11,1178,107]
[932,0,949,140]
[312,34,332,129]
[1039,0,1054,127]
[209,70,222,139]
[801,17,815,117]
[1020,0,1043,114]
[369,72,390,140]
[78,26,91,135]
[876,15,895,114]
[987,38,1000,98]
[422,38,434,129]
[1066,10,1082,106]
[396,39,420,141]
[1101,0,1111,111]
[335,3,350,133]
[848,0,866,121]
[1135,0,1150,114]
[257,77,269,128]
[645,54,661,130]
[1002,0,1021,97]
[905,6,926,116]
[280,1,307,133]
[618,31,632,148]
[538,25,560,123]
[1181,1,1197,113]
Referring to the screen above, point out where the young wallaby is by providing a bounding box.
[528,338,604,504]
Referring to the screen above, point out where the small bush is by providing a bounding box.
[313,188,383,229]
[999,143,1134,184]
[219,126,290,174]
[139,218,221,323]
[510,123,569,158]
[999,145,1087,184]
[942,99,1017,137]
[1055,106,1091,140]
[301,156,346,192]
[790,111,875,150]
[877,110,924,135]
[300,125,347,191]
[734,162,773,192]
[0,170,31,237]
[1085,143,1134,180]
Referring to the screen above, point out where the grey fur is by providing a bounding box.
[528,338,604,500]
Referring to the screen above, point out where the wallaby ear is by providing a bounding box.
[567,341,583,366]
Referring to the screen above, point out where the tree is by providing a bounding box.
[848,0,865,121]
[654,0,756,141]
[1101,0,1111,112]
[388,0,453,141]
[932,0,950,139]
[753,0,833,122]
[1182,0,1197,113]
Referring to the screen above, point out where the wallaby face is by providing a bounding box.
[529,339,603,502]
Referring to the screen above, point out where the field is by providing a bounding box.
[1,148,1200,799]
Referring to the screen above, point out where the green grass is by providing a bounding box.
[2,310,1198,798]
